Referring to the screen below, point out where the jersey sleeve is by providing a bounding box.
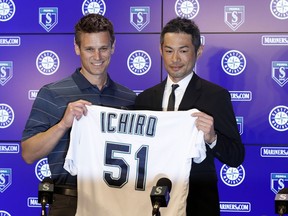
[192,129,206,163]
[63,118,79,176]
[188,109,207,163]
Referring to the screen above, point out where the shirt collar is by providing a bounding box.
[166,72,193,90]
[72,68,112,90]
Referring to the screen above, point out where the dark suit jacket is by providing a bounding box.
[135,73,245,216]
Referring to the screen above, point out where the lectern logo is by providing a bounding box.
[39,7,58,32]
[0,168,12,193]
[175,0,199,19]
[82,0,106,15]
[35,158,51,181]
[272,61,288,87]
[224,6,245,31]
[130,7,150,31]
[0,0,16,22]
[270,0,288,20]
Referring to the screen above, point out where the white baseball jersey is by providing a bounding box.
[64,105,206,216]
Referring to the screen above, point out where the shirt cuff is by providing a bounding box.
[206,136,217,149]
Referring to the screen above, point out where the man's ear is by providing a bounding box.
[159,44,163,57]
[196,45,204,58]
[74,38,80,55]
[111,39,116,54]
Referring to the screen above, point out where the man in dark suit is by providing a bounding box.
[135,17,245,216]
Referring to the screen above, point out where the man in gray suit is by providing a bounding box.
[135,17,245,216]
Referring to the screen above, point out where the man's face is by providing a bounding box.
[75,31,115,77]
[160,32,203,83]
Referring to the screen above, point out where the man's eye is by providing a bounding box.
[180,50,188,53]
[100,47,108,52]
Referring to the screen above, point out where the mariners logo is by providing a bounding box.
[271,173,288,194]
[221,50,246,76]
[39,7,58,32]
[175,0,199,19]
[236,116,244,135]
[82,0,106,15]
[130,7,150,32]
[220,164,245,187]
[224,6,245,31]
[0,210,11,216]
[0,168,12,193]
[0,36,20,46]
[0,0,15,22]
[0,61,13,86]
[270,0,288,20]
[35,158,51,181]
[36,50,60,75]
[269,105,288,132]
[0,104,14,129]
[272,61,288,87]
[127,50,152,76]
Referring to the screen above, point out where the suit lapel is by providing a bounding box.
[152,80,166,110]
[179,73,202,110]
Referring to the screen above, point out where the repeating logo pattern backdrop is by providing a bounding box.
[0,0,287,215]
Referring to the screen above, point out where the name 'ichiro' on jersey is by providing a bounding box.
[64,105,206,216]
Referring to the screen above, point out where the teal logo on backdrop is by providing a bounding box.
[270,0,288,20]
[127,50,152,76]
[0,36,20,46]
[82,0,106,15]
[0,104,14,129]
[36,50,60,75]
[272,61,288,87]
[130,7,150,32]
[220,164,245,187]
[221,50,246,76]
[269,105,288,132]
[0,210,11,216]
[175,0,199,19]
[39,7,58,32]
[262,35,288,45]
[236,116,244,135]
[230,91,252,102]
[261,147,288,157]
[271,173,288,194]
[0,61,13,86]
[224,6,245,31]
[0,168,12,193]
[0,0,15,22]
[0,143,19,153]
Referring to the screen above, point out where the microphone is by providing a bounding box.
[150,177,172,216]
[275,188,288,216]
[38,177,54,216]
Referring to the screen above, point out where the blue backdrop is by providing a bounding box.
[0,0,288,215]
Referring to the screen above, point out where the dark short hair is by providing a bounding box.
[74,13,115,47]
[160,17,201,52]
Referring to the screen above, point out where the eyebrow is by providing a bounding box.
[164,45,189,49]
